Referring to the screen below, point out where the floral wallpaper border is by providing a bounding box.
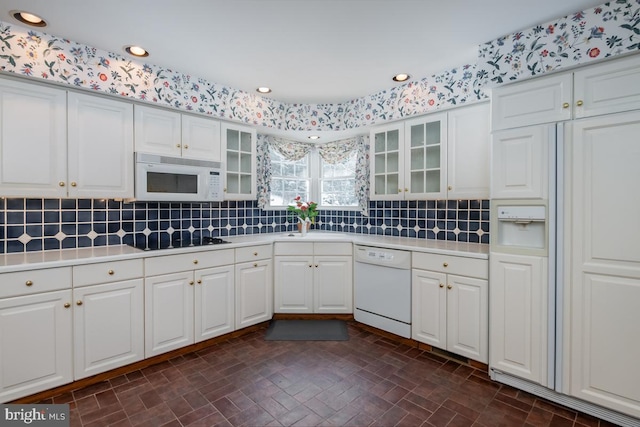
[477,0,640,85]
[0,0,637,134]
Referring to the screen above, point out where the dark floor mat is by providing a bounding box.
[264,319,349,341]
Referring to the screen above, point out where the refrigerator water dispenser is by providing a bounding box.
[496,205,546,249]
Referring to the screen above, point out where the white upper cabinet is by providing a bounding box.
[370,106,489,201]
[181,114,221,161]
[67,92,134,199]
[404,113,448,199]
[447,102,490,199]
[134,105,221,161]
[492,54,640,130]
[134,106,181,157]
[0,78,67,198]
[491,73,572,131]
[221,122,256,200]
[573,54,640,119]
[370,123,405,199]
[491,124,551,200]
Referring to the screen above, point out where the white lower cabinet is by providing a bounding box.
[73,279,144,380]
[0,267,73,403]
[235,259,273,329]
[412,253,488,363]
[195,265,235,342]
[489,252,548,386]
[144,249,235,357]
[274,242,352,314]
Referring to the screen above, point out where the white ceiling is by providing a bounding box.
[1,0,605,106]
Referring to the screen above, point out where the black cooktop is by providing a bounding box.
[128,236,230,251]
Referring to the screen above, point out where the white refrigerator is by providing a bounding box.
[489,117,640,427]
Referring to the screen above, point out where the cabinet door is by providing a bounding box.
[73,279,144,380]
[222,123,256,200]
[274,256,313,313]
[235,260,272,329]
[567,111,640,417]
[411,269,447,348]
[404,113,447,199]
[0,79,67,197]
[195,265,235,342]
[489,252,547,386]
[370,123,404,200]
[134,105,182,156]
[314,256,353,313]
[447,103,490,199]
[182,115,221,161]
[491,73,572,130]
[491,125,550,199]
[446,275,488,363]
[145,272,194,357]
[68,92,134,198]
[573,54,640,119]
[0,290,72,403]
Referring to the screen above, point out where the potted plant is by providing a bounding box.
[287,196,318,235]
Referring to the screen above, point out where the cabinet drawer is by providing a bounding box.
[73,259,143,287]
[145,249,234,276]
[274,242,314,256]
[314,243,352,256]
[0,267,71,298]
[236,244,273,263]
[412,252,488,279]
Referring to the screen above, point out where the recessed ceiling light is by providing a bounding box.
[392,73,411,82]
[256,87,272,94]
[308,135,320,140]
[124,45,149,57]
[11,10,46,27]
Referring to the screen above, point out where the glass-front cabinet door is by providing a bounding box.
[370,123,405,200]
[404,113,447,199]
[221,123,256,200]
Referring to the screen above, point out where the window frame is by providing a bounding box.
[265,146,360,212]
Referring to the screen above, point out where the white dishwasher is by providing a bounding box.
[354,245,411,338]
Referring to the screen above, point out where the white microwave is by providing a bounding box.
[135,152,224,202]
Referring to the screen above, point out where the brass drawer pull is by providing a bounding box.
[76,300,83,306]
[25,280,33,287]
[108,269,114,275]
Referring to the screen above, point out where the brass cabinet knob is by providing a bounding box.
[439,283,444,288]
[254,252,258,256]
[189,281,194,286]
[58,181,65,187]
[184,144,189,149]
[443,262,448,267]
[254,263,258,268]
[447,284,453,290]
[562,102,570,109]
[64,302,71,308]
[308,264,313,268]
[224,188,227,192]
[108,269,114,275]
[176,143,181,148]
[193,260,198,264]
[76,300,83,306]
[197,279,202,284]
[404,188,409,192]
[70,182,77,187]
[448,185,452,191]
[576,100,584,106]
[315,264,319,268]
[25,280,33,287]
[398,189,402,193]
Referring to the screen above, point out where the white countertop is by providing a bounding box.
[0,232,488,273]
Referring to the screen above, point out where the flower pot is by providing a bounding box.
[297,221,311,235]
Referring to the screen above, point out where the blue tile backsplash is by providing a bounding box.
[0,198,490,253]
